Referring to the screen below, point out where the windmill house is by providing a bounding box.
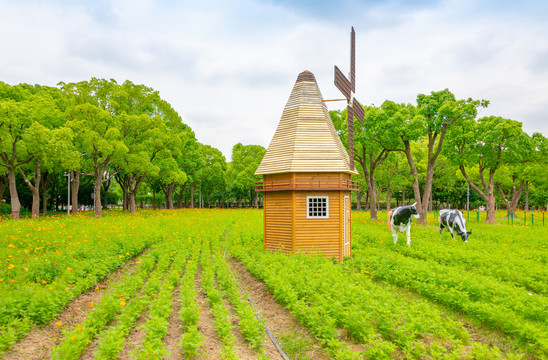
[254,70,359,262]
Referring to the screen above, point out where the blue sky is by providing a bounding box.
[1,0,547,159]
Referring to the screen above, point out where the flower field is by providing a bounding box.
[0,209,546,359]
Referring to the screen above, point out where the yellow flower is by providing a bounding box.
[55,322,62,326]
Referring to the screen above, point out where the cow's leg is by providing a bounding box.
[406,227,411,247]
[439,222,444,235]
[449,227,455,239]
[392,229,398,244]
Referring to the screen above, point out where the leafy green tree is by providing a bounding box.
[19,123,79,217]
[498,132,548,212]
[177,135,204,208]
[227,143,265,207]
[109,82,178,213]
[398,90,487,224]
[331,108,392,219]
[63,79,128,217]
[157,155,187,209]
[197,144,227,208]
[0,83,69,218]
[376,152,413,210]
[447,116,531,223]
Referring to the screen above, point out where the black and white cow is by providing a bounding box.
[438,209,472,242]
[388,202,420,247]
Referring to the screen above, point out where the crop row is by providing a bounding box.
[226,229,526,359]
[4,210,268,359]
[356,213,547,295]
[1,209,545,359]
[0,215,159,354]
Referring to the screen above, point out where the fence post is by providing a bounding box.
[477,210,479,223]
[524,211,527,225]
[511,212,514,225]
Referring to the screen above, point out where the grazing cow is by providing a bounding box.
[388,203,420,247]
[439,209,472,242]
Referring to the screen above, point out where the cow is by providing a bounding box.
[387,202,420,247]
[438,209,472,242]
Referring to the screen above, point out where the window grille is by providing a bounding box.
[307,196,329,219]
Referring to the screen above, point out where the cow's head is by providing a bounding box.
[460,230,472,242]
[410,202,420,219]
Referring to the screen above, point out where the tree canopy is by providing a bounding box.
[1,79,545,221]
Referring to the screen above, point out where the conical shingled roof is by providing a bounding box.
[255,70,358,175]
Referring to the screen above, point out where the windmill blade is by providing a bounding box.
[352,97,365,124]
[350,27,355,93]
[334,65,351,100]
[347,105,355,170]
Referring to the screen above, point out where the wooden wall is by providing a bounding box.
[262,173,352,261]
[294,190,342,259]
[264,190,293,253]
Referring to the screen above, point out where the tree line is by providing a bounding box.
[330,89,547,224]
[0,79,266,219]
[1,81,546,224]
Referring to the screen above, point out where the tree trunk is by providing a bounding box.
[496,179,524,218]
[460,165,497,224]
[369,179,378,220]
[402,188,405,206]
[525,182,529,211]
[122,189,128,211]
[19,160,41,218]
[71,170,80,214]
[356,189,363,210]
[162,184,174,209]
[429,188,433,212]
[4,164,20,219]
[94,172,103,218]
[40,172,51,215]
[128,177,137,213]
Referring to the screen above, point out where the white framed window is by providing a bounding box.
[307,196,329,219]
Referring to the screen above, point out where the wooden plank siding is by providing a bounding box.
[264,191,292,253]
[263,174,351,261]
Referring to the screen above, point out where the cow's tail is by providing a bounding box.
[387,210,393,232]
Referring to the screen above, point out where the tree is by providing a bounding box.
[0,82,66,218]
[376,152,412,210]
[227,143,265,207]
[498,132,548,213]
[109,82,173,213]
[19,123,78,217]
[447,116,531,223]
[156,155,187,209]
[331,108,392,220]
[63,79,128,217]
[177,134,204,209]
[401,90,488,224]
[197,144,227,208]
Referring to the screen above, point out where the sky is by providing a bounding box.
[1,0,547,160]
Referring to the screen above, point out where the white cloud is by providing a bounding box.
[0,0,547,159]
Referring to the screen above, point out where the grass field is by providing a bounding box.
[0,209,546,359]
